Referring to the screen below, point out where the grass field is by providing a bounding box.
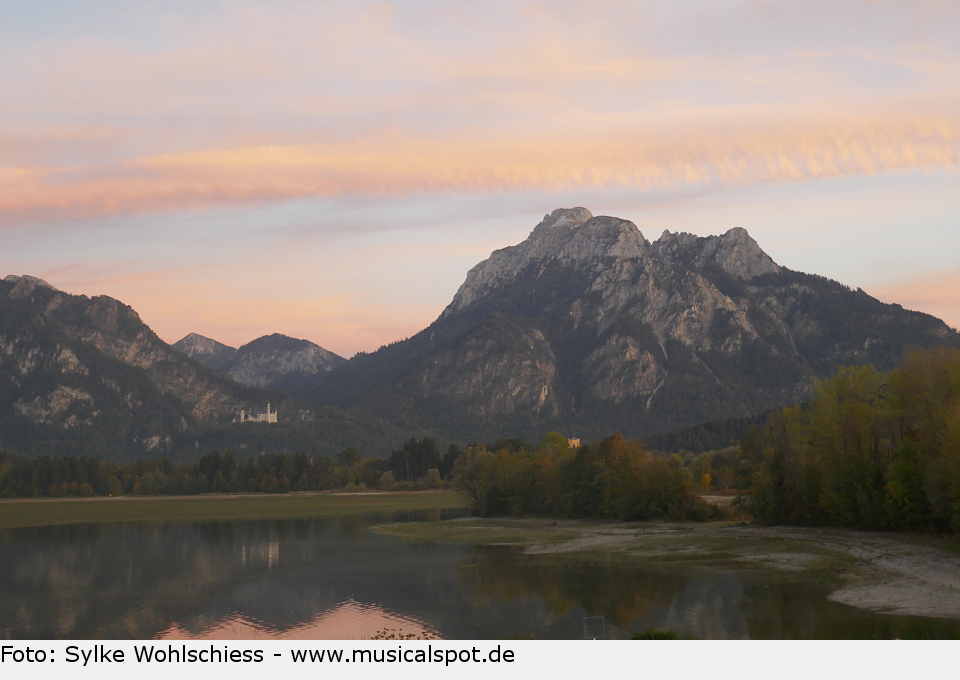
[0,490,470,529]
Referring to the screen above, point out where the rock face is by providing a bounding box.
[0,279,302,459]
[3,275,58,292]
[303,207,960,443]
[447,208,648,312]
[172,332,345,391]
[224,334,346,391]
[172,333,237,372]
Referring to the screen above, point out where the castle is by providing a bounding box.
[236,403,278,424]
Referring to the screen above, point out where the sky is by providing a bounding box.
[2,0,959,357]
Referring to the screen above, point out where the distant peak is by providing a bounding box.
[240,333,315,353]
[226,333,346,388]
[235,333,345,362]
[3,274,58,293]
[180,332,210,343]
[533,207,594,233]
[174,332,235,350]
[447,208,648,313]
[446,211,783,315]
[171,333,238,371]
[717,226,758,250]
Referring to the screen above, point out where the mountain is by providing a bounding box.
[172,333,237,371]
[173,332,346,391]
[223,334,346,391]
[0,275,311,459]
[301,207,960,443]
[7,208,958,461]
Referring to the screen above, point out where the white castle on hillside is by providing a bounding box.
[236,403,278,424]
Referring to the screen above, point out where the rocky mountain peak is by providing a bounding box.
[4,275,58,298]
[304,207,960,448]
[226,333,346,390]
[177,332,231,353]
[530,207,595,234]
[652,227,780,280]
[447,208,649,313]
[446,210,783,319]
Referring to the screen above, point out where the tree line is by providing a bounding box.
[5,347,960,535]
[0,427,715,524]
[0,437,464,498]
[451,432,713,521]
[442,346,960,529]
[741,347,960,532]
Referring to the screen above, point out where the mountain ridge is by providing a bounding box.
[0,279,309,459]
[300,207,960,444]
[173,332,346,391]
[4,208,958,459]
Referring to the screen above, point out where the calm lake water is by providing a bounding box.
[2,509,959,640]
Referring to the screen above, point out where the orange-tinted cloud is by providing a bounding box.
[4,0,960,357]
[2,112,958,224]
[3,1,959,226]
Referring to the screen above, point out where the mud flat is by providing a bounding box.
[375,518,960,619]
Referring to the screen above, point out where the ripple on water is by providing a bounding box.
[155,600,441,640]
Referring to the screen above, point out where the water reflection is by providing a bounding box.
[457,549,746,638]
[2,512,960,639]
[0,509,469,639]
[158,602,440,640]
[458,549,960,639]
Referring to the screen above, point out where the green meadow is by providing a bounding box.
[0,490,469,530]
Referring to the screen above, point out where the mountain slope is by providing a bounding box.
[224,334,346,391]
[172,333,237,372]
[301,208,960,443]
[0,276,306,459]
[173,332,346,392]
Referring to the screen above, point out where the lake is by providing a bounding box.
[2,508,959,639]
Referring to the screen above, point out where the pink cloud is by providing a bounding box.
[1,112,958,224]
[2,1,958,228]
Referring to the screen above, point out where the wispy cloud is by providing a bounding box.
[3,112,958,223]
[2,0,959,225]
[4,0,960,352]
